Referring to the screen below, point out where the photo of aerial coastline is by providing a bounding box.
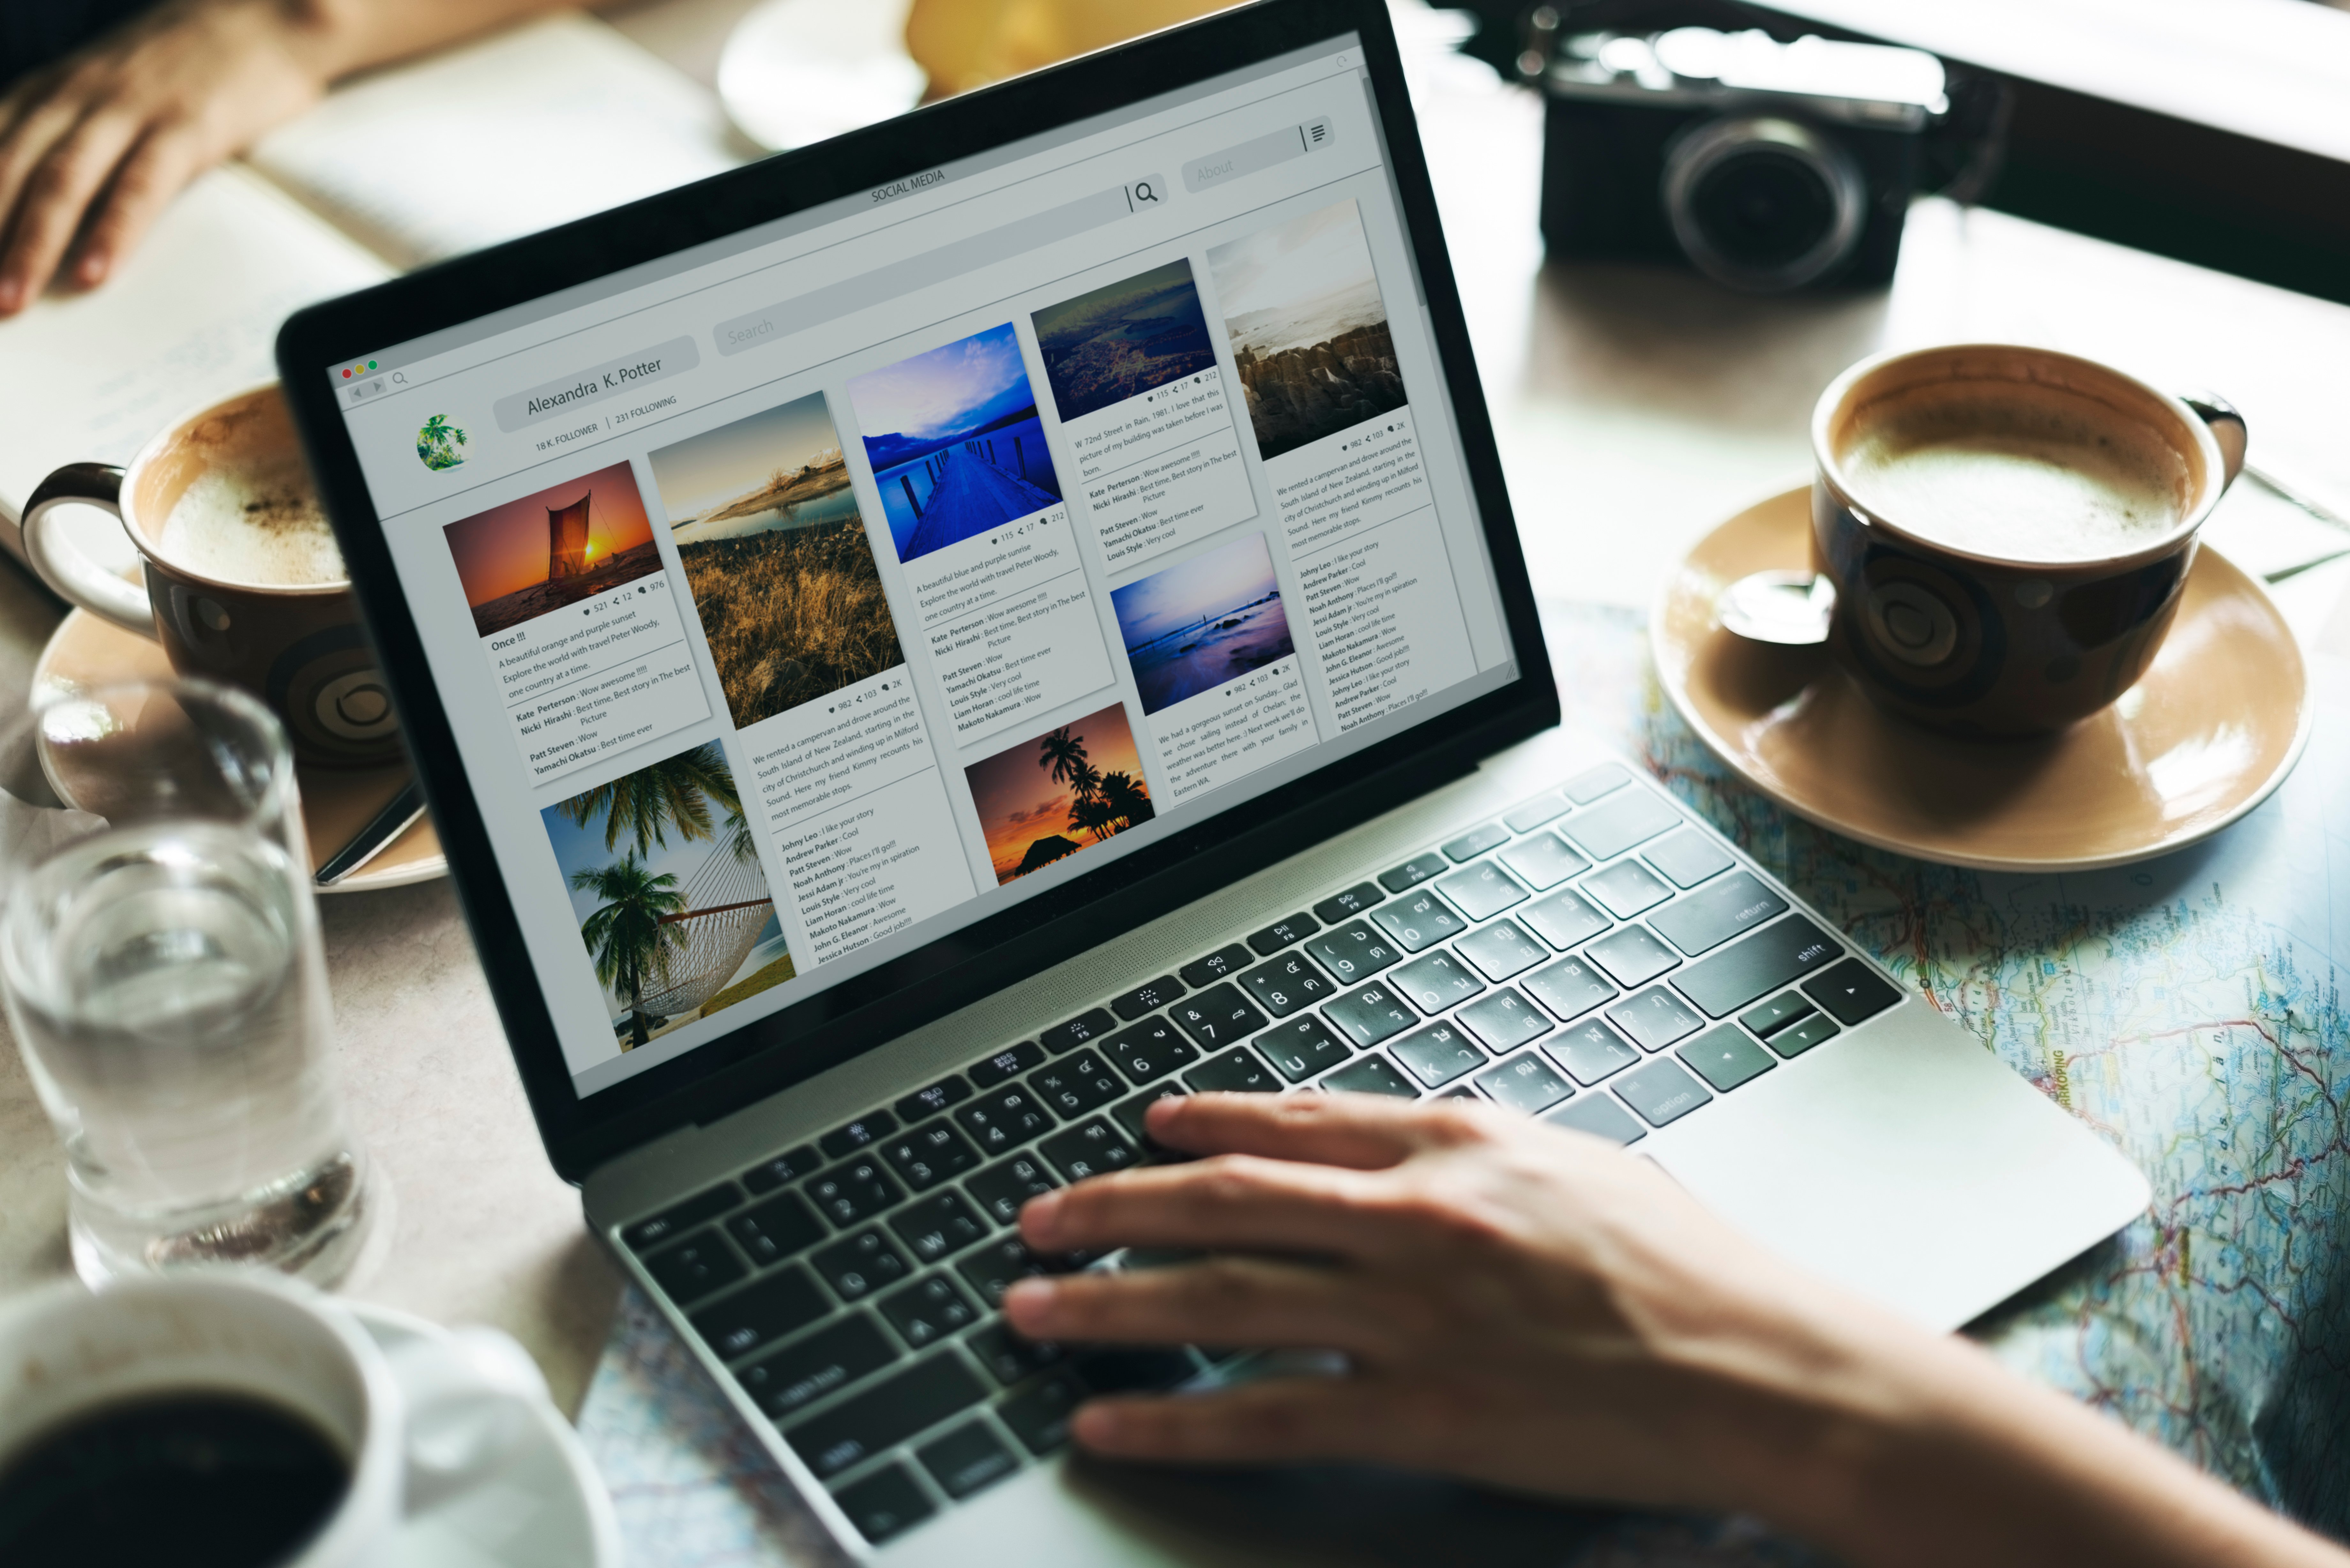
[847,323,1063,565]
[1031,258,1218,424]
[965,702,1153,885]
[1111,532,1295,716]
[647,393,903,730]
[443,460,661,637]
[542,741,791,1051]
[1206,199,1407,463]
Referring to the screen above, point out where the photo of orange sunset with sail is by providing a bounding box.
[443,459,664,637]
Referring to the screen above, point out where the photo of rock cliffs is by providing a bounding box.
[1208,199,1408,463]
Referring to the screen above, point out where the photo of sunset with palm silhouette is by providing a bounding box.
[964,702,1154,885]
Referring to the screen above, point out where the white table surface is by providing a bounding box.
[3,0,2346,1419]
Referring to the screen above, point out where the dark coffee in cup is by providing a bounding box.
[0,1390,349,1568]
[1810,344,2245,736]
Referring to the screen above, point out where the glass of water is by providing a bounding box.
[0,677,373,1286]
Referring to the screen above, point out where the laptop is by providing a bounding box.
[277,2,2150,1558]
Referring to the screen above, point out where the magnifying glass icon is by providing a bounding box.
[1133,181,1158,203]
[391,371,407,385]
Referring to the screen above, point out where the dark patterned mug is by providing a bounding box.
[22,384,401,768]
[1810,344,2247,738]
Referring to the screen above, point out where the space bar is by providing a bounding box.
[1670,916,1840,1017]
[785,1354,986,1479]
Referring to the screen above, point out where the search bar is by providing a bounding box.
[1182,120,1333,194]
[712,177,1166,357]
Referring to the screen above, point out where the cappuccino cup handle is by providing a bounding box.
[22,463,155,636]
[2179,392,2248,491]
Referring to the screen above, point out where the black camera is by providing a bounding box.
[1532,23,1948,291]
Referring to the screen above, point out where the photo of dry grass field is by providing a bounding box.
[648,392,905,731]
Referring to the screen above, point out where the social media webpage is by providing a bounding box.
[332,39,1518,1097]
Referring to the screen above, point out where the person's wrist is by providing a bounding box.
[252,0,367,86]
[1712,1322,2081,1566]
[1642,1292,1956,1545]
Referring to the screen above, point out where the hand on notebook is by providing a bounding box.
[1004,1094,2346,1568]
[0,0,568,314]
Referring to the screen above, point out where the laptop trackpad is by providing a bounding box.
[1073,1459,1626,1566]
[883,1450,1634,1566]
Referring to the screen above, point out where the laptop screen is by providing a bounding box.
[321,28,1521,1100]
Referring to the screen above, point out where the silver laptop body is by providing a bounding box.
[582,721,2146,1564]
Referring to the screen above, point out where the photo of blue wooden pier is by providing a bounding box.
[848,322,1065,564]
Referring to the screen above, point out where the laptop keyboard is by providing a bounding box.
[613,765,1906,1546]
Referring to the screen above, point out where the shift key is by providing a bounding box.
[1671,917,1840,1017]
[785,1353,986,1479]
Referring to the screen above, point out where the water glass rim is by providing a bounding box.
[10,675,301,854]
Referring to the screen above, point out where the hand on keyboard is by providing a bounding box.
[1002,1093,2346,1568]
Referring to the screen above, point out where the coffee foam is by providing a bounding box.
[1838,383,2190,564]
[158,460,345,587]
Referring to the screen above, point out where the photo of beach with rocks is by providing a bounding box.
[965,702,1153,885]
[444,460,662,637]
[848,323,1063,565]
[1207,199,1408,463]
[542,741,791,1050]
[1031,258,1218,424]
[647,392,903,731]
[1111,531,1294,716]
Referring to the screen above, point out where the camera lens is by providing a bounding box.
[1661,117,1866,292]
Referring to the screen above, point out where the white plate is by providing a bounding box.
[351,1303,620,1568]
[717,0,924,152]
[31,608,447,893]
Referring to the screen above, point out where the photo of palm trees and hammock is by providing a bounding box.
[964,701,1155,885]
[541,741,792,1050]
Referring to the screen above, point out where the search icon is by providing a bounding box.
[1134,181,1158,202]
[1125,177,1165,209]
[391,371,407,385]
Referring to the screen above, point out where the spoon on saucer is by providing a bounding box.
[1717,570,1836,645]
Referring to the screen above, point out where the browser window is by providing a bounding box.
[330,35,1519,1097]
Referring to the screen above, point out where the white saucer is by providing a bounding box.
[1650,488,2313,871]
[350,1303,620,1568]
[717,0,924,152]
[32,608,447,893]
